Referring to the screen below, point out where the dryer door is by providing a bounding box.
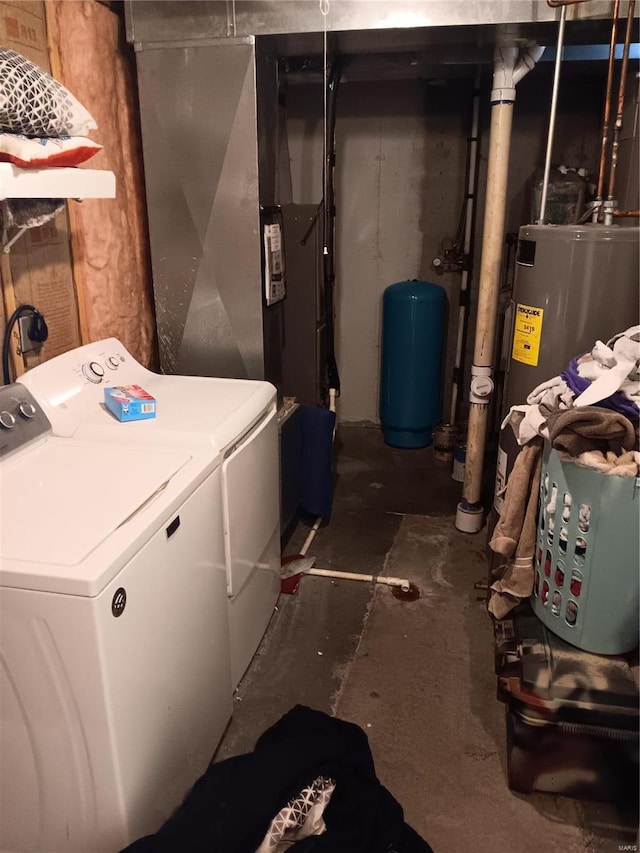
[221,409,279,597]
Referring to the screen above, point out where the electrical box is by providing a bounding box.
[17,316,36,354]
[261,206,285,306]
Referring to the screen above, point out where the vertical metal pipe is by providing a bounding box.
[607,0,636,204]
[449,71,481,425]
[225,0,236,37]
[538,5,567,224]
[594,0,621,218]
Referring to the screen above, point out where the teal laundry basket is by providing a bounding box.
[532,443,640,655]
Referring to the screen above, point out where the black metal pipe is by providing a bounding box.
[323,55,342,397]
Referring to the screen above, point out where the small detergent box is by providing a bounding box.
[104,385,156,422]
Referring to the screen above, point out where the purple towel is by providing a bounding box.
[561,357,639,421]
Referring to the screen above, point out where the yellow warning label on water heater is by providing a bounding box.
[512,303,544,366]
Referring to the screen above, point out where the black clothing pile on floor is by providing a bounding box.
[122,705,433,853]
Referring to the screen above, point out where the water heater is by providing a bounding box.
[494,223,639,512]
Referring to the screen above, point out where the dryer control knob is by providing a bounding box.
[106,356,120,370]
[18,401,36,419]
[0,410,16,429]
[83,361,105,383]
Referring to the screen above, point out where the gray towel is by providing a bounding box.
[544,406,636,457]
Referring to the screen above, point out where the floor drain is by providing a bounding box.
[392,583,420,602]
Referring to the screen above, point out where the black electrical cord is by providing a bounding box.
[2,304,48,386]
[323,54,342,399]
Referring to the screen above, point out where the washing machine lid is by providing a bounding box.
[142,374,275,447]
[1,439,190,578]
[18,343,275,453]
[91,374,275,452]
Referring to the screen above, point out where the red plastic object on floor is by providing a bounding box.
[281,554,304,595]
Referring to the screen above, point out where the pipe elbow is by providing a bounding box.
[491,42,544,102]
[513,43,545,86]
[491,45,518,102]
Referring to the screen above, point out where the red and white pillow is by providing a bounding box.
[0,132,102,168]
[0,49,102,169]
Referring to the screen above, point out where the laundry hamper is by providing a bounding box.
[532,443,640,655]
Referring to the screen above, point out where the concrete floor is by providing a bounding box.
[217,425,638,853]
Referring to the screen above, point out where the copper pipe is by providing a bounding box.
[607,0,636,202]
[614,209,640,217]
[595,0,621,212]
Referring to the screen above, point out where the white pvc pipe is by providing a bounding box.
[456,42,543,534]
[460,105,513,511]
[299,516,322,556]
[306,567,411,593]
[329,386,337,440]
[449,367,460,426]
[539,6,567,223]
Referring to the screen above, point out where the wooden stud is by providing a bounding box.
[44,0,90,344]
[0,248,25,380]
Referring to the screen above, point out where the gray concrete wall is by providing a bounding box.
[287,78,468,426]
[286,65,608,427]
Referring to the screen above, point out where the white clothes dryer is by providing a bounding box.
[0,384,232,852]
[19,339,281,689]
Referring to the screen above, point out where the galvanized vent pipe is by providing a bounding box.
[538,5,567,223]
[455,42,544,534]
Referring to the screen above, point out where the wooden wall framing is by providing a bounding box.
[0,0,155,383]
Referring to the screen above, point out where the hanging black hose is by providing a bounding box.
[2,304,48,385]
[322,55,342,398]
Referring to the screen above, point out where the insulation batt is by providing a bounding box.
[46,1,155,366]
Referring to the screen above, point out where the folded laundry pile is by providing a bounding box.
[122,705,433,853]
[489,326,640,619]
[564,328,640,417]
[503,325,639,464]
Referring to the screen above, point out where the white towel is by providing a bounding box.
[575,327,640,408]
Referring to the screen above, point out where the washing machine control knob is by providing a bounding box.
[83,361,105,383]
[18,401,36,419]
[0,410,16,429]
[106,356,120,370]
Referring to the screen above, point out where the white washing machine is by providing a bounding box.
[19,339,281,689]
[0,383,232,852]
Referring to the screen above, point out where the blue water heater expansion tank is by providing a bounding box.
[379,279,445,448]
